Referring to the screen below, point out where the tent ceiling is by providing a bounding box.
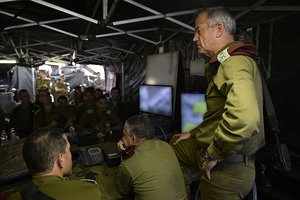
[0,0,299,66]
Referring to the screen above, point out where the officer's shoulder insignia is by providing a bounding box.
[80,178,97,184]
[217,47,230,63]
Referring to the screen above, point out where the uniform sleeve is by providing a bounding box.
[33,110,43,130]
[7,191,21,200]
[115,164,134,198]
[208,56,261,160]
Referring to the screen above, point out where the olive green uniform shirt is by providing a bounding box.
[55,81,69,97]
[36,78,52,91]
[8,175,102,200]
[108,100,128,123]
[33,105,60,130]
[77,109,122,133]
[76,103,97,123]
[9,103,34,137]
[115,139,187,200]
[56,105,77,129]
[190,41,265,160]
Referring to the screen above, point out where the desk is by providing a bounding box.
[70,142,124,200]
[71,161,123,200]
[0,138,29,184]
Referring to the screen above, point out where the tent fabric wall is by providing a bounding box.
[12,66,34,101]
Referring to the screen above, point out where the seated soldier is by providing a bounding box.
[76,87,96,124]
[9,89,34,138]
[77,95,122,139]
[56,95,76,131]
[33,89,59,130]
[115,115,187,200]
[95,88,104,100]
[107,87,129,123]
[8,128,103,200]
[70,85,84,106]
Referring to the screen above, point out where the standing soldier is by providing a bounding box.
[36,69,52,93]
[54,74,70,101]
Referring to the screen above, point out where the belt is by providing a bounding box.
[223,154,254,163]
[198,148,254,163]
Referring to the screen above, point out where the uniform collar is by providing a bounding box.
[33,175,64,184]
[209,41,241,64]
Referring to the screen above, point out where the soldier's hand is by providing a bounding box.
[117,140,126,152]
[173,132,191,145]
[202,159,217,180]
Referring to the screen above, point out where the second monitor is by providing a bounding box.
[181,93,207,132]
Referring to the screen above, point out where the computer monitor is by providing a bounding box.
[139,84,173,117]
[181,93,207,132]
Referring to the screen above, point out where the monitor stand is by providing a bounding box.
[141,113,178,141]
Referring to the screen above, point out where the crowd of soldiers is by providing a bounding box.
[1,70,130,140]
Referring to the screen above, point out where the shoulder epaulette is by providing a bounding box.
[80,178,98,184]
[208,43,260,77]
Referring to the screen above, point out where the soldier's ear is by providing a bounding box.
[215,23,224,38]
[131,134,139,145]
[58,153,64,168]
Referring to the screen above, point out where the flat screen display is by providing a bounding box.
[139,84,173,117]
[181,93,207,132]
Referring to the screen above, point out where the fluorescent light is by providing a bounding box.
[45,61,67,66]
[0,59,17,64]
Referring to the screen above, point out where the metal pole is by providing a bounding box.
[121,60,125,101]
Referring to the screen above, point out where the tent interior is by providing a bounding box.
[1,0,300,199]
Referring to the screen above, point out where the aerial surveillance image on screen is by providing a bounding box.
[181,93,207,132]
[139,85,173,117]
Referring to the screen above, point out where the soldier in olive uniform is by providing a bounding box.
[170,7,264,200]
[36,69,52,93]
[108,87,129,123]
[56,95,76,131]
[33,89,59,130]
[76,87,96,124]
[9,89,34,138]
[8,128,103,200]
[54,74,70,101]
[115,115,187,200]
[77,96,122,139]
